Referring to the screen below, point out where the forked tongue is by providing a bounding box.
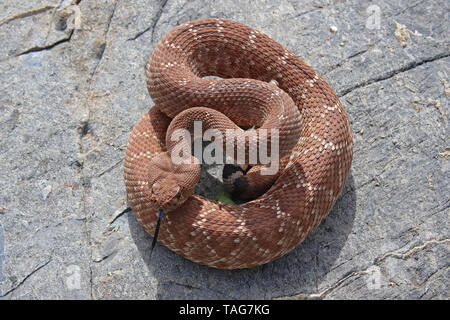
[150,209,164,259]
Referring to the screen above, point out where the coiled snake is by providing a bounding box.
[124,18,353,269]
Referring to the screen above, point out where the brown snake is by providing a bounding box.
[124,18,353,269]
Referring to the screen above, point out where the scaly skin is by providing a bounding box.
[124,18,353,269]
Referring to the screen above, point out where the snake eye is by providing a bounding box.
[176,191,182,200]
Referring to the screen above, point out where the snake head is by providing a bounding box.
[149,180,182,212]
[147,152,200,212]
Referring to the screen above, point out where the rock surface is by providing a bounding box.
[0,0,448,299]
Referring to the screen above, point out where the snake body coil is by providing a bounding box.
[124,18,353,269]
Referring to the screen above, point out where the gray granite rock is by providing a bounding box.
[0,0,448,299]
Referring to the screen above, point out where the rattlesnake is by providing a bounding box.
[124,18,353,269]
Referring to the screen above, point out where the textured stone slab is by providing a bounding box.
[0,0,448,299]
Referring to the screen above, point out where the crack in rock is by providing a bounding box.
[16,30,74,56]
[375,238,450,264]
[127,0,168,42]
[0,5,57,26]
[0,258,52,297]
[338,52,450,97]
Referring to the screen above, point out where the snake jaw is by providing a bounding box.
[147,152,200,212]
[149,181,182,212]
